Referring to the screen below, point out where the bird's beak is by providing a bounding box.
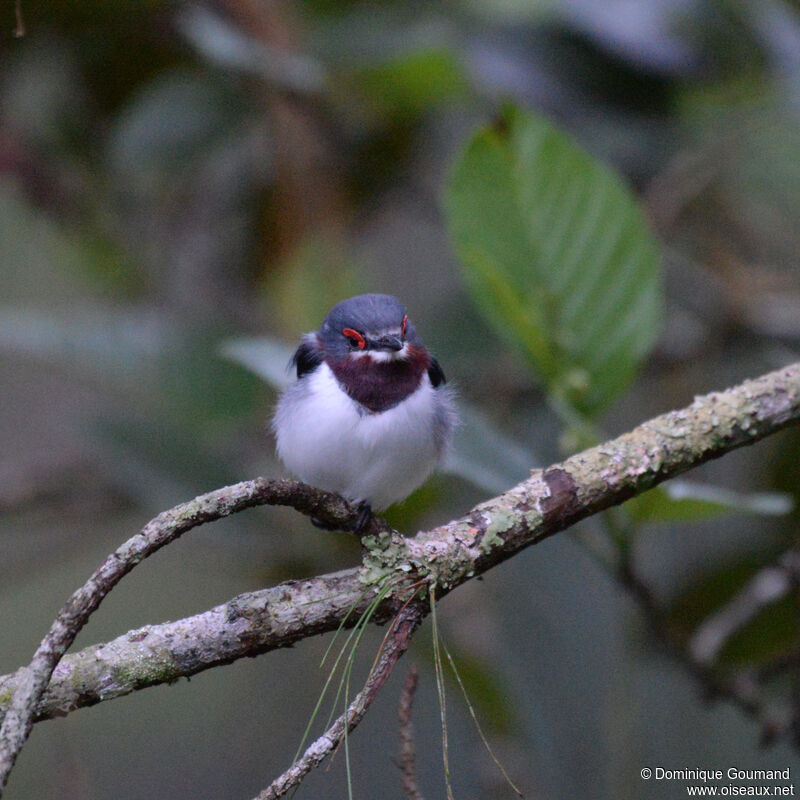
[372,335,403,352]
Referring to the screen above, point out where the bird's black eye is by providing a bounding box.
[342,328,366,350]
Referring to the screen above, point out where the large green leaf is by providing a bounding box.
[444,105,662,416]
[627,479,794,523]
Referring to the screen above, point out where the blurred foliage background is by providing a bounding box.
[2,0,800,798]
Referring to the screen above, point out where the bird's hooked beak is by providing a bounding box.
[371,334,403,352]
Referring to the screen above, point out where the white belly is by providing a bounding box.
[273,363,446,510]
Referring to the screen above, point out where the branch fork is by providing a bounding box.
[1,362,799,797]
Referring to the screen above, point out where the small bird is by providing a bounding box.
[272,293,457,532]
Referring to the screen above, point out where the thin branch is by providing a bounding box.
[0,479,388,792]
[617,555,786,737]
[398,665,423,800]
[255,605,423,800]
[13,0,25,37]
[178,5,327,94]
[690,552,800,666]
[1,362,800,794]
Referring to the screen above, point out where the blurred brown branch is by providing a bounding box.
[1,362,800,797]
[13,0,25,38]
[398,665,423,800]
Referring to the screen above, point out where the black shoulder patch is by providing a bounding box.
[292,340,323,378]
[428,358,446,387]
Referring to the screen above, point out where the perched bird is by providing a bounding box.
[272,293,457,532]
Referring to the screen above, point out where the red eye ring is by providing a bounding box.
[401,315,408,337]
[342,328,366,350]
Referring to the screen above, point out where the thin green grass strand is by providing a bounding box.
[325,578,398,729]
[320,582,378,668]
[441,640,523,797]
[430,585,456,800]
[292,576,396,765]
[340,579,398,800]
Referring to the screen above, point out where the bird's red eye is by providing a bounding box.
[342,328,366,350]
[401,315,408,337]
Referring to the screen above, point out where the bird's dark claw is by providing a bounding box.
[354,502,373,537]
[310,502,372,536]
[310,501,373,536]
[310,516,340,531]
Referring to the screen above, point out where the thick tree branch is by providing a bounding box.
[1,362,800,793]
[0,569,367,722]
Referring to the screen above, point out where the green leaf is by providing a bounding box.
[444,105,662,416]
[627,480,794,523]
[353,48,468,119]
[219,336,295,391]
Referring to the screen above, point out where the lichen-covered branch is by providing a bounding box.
[1,362,799,794]
[392,361,800,593]
[0,479,385,792]
[0,569,367,723]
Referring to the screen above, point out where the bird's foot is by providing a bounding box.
[311,502,373,535]
[354,502,373,537]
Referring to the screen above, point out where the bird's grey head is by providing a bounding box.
[317,293,422,361]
